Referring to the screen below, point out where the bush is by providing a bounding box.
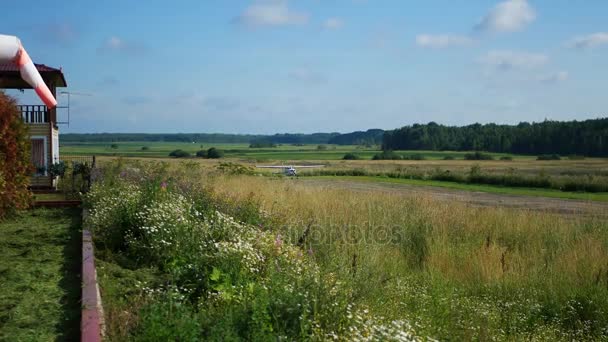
[110,144,119,149]
[317,145,327,150]
[141,146,150,151]
[249,141,276,148]
[567,155,585,160]
[0,92,32,219]
[464,151,494,160]
[196,150,207,158]
[169,149,191,158]
[443,156,455,160]
[206,147,224,159]
[342,153,360,160]
[372,151,402,160]
[537,154,561,160]
[500,156,513,161]
[48,161,67,177]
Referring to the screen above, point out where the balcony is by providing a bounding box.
[18,105,49,124]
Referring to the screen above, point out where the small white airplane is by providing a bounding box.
[256,165,325,176]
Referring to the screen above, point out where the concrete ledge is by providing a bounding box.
[81,228,103,341]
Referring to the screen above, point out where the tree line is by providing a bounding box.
[382,119,608,156]
[62,117,608,156]
[61,132,339,145]
[327,129,384,146]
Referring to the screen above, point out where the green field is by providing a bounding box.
[60,140,608,201]
[60,141,525,161]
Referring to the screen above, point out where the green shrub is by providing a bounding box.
[169,149,190,158]
[464,151,494,160]
[343,153,360,160]
[537,154,561,160]
[110,144,119,149]
[567,155,585,160]
[443,155,455,160]
[206,147,224,159]
[196,150,207,158]
[48,161,67,178]
[500,156,513,161]
[317,145,328,150]
[0,92,32,219]
[141,146,150,151]
[372,151,402,160]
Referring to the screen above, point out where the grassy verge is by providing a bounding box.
[0,208,81,341]
[308,175,608,202]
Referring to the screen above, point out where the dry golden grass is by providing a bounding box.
[204,174,607,288]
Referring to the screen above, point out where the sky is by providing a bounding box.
[2,0,608,134]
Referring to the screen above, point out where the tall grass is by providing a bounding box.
[88,160,420,340]
[206,173,608,340]
[90,160,608,340]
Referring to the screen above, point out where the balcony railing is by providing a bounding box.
[18,105,49,124]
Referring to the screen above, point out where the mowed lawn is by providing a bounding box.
[0,208,81,341]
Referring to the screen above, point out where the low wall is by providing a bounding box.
[81,209,104,341]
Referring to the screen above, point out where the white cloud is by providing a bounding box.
[415,34,474,48]
[98,36,146,54]
[235,0,308,27]
[475,0,535,33]
[105,36,125,50]
[538,71,568,84]
[479,50,548,70]
[567,32,608,49]
[323,18,344,30]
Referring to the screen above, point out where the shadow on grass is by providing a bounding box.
[54,208,82,341]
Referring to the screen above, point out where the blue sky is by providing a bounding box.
[2,0,607,133]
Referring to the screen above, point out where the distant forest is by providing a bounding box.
[61,133,340,145]
[327,129,384,146]
[62,118,608,156]
[383,118,608,157]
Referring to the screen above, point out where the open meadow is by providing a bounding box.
[67,141,608,203]
[85,159,608,340]
[67,142,608,339]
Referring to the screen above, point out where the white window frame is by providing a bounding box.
[31,135,48,176]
